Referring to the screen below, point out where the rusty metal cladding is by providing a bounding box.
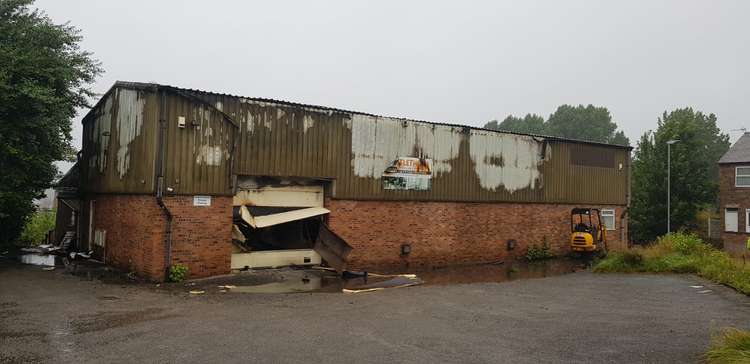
[79,82,630,205]
[80,87,158,194]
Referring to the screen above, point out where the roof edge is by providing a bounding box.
[101,81,633,150]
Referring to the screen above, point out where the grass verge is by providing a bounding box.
[593,232,750,295]
[595,233,750,362]
[705,328,750,364]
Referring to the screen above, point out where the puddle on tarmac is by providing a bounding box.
[19,254,59,266]
[209,258,585,294]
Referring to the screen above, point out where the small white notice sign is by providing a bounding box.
[193,195,211,206]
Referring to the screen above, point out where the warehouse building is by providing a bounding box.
[55,81,631,281]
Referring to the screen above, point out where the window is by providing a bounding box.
[725,208,738,232]
[601,209,616,231]
[746,209,750,233]
[736,167,750,187]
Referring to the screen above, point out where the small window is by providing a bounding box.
[601,209,616,231]
[746,209,750,233]
[726,208,739,232]
[736,167,750,187]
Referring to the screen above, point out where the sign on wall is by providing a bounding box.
[382,157,432,190]
[193,195,212,206]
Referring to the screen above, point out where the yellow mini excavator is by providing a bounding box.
[570,208,607,255]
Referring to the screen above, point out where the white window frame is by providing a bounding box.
[745,209,750,233]
[600,209,616,231]
[726,208,739,232]
[736,166,750,187]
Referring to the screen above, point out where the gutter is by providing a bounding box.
[155,89,173,280]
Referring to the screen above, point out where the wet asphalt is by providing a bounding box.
[2,258,750,364]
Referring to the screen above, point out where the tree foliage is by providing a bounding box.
[546,104,629,145]
[483,104,629,146]
[0,0,101,247]
[629,108,729,242]
[485,114,545,135]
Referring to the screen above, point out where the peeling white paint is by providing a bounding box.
[92,94,114,173]
[350,115,461,178]
[196,145,225,166]
[302,115,315,133]
[246,110,255,133]
[351,113,545,193]
[115,89,145,179]
[468,131,544,192]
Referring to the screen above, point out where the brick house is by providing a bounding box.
[55,81,632,281]
[719,133,750,258]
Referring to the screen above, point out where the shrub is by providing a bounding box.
[526,238,554,261]
[705,328,750,364]
[168,264,189,282]
[19,210,56,246]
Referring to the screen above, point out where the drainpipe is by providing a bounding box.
[155,89,173,280]
[620,153,632,246]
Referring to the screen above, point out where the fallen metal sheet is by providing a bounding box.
[239,205,257,228]
[314,224,353,272]
[343,276,424,293]
[239,206,330,229]
[232,224,246,242]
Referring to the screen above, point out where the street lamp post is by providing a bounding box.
[667,139,680,234]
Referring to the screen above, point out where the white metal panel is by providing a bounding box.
[231,249,321,269]
[233,185,324,207]
[239,206,330,228]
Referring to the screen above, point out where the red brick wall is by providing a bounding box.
[327,199,626,271]
[719,164,750,258]
[88,194,232,281]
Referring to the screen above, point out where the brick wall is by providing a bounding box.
[327,199,626,271]
[719,164,750,258]
[89,194,232,281]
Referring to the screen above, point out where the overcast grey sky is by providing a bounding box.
[36,0,750,165]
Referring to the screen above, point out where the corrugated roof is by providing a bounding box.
[105,81,633,150]
[719,133,750,164]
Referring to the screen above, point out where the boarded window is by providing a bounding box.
[570,145,615,168]
[726,208,738,232]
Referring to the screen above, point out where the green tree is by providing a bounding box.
[545,104,629,145]
[629,108,729,242]
[0,0,101,247]
[484,114,545,134]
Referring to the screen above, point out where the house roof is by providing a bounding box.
[719,133,750,164]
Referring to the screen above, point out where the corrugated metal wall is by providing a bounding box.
[80,84,629,205]
[162,93,236,195]
[80,88,158,194]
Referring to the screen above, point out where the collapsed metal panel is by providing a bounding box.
[237,205,330,229]
[314,224,353,272]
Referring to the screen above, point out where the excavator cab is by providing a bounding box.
[570,208,607,254]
